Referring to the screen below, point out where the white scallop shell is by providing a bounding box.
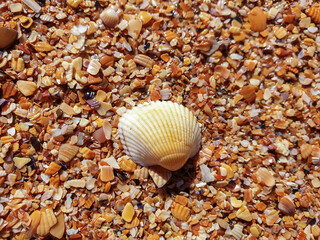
[118,101,201,171]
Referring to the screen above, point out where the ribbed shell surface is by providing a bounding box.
[118,101,201,171]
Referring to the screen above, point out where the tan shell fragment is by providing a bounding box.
[306,7,320,23]
[118,101,201,171]
[148,165,172,188]
[311,145,320,165]
[122,202,135,222]
[248,7,267,32]
[100,166,114,182]
[17,80,37,96]
[49,212,65,239]
[278,196,295,216]
[30,210,41,233]
[45,162,62,175]
[37,208,57,236]
[254,167,275,187]
[236,206,252,222]
[171,202,190,221]
[300,143,312,159]
[133,54,153,69]
[58,144,79,162]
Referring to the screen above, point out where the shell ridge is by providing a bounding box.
[120,110,160,166]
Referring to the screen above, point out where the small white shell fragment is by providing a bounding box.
[148,166,172,188]
[200,165,215,183]
[87,59,101,75]
[118,101,201,171]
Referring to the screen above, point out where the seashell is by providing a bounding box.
[138,11,152,25]
[34,42,53,52]
[40,14,55,22]
[64,179,86,188]
[229,224,244,240]
[49,212,65,239]
[119,156,136,172]
[254,167,275,187]
[58,143,79,162]
[30,210,41,233]
[306,7,320,23]
[127,19,142,39]
[84,195,96,209]
[236,206,252,221]
[118,101,201,171]
[127,59,137,73]
[311,146,320,165]
[148,165,172,188]
[13,157,31,169]
[45,162,62,175]
[37,208,57,236]
[214,65,230,79]
[248,7,267,32]
[278,196,295,216]
[124,217,140,229]
[67,0,82,8]
[239,85,257,103]
[80,0,95,8]
[122,202,135,222]
[301,143,312,159]
[171,202,190,221]
[133,167,149,180]
[17,80,37,96]
[99,55,114,67]
[100,7,120,28]
[50,175,60,188]
[22,0,41,13]
[87,59,101,75]
[59,102,76,115]
[133,54,153,69]
[100,166,114,182]
[2,81,17,98]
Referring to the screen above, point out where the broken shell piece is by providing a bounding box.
[306,7,320,23]
[278,196,295,216]
[300,143,312,159]
[45,162,62,175]
[127,19,142,39]
[30,210,41,233]
[100,166,114,182]
[58,144,79,162]
[248,7,267,32]
[171,202,190,222]
[49,212,65,239]
[148,165,172,188]
[122,202,135,222]
[118,101,201,171]
[311,146,320,165]
[254,168,275,187]
[13,157,30,169]
[17,80,37,96]
[100,7,120,28]
[37,208,57,236]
